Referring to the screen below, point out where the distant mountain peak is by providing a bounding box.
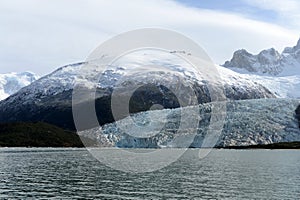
[223,38,300,76]
[0,71,38,101]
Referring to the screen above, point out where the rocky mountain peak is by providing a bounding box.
[257,48,280,65]
[223,38,300,76]
[223,49,257,72]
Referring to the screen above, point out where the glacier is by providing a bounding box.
[79,98,300,148]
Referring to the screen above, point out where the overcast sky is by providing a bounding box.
[1,0,300,75]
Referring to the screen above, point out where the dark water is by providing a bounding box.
[0,148,300,199]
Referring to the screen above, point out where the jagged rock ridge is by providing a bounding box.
[223,38,300,76]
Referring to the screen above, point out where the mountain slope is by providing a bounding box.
[0,51,274,130]
[0,72,38,100]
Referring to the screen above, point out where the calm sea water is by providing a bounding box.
[0,148,299,199]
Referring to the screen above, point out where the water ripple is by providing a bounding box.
[1,148,300,199]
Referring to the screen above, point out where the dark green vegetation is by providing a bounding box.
[0,122,95,147]
[223,142,300,149]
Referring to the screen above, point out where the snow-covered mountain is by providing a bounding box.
[1,51,273,103]
[0,72,38,101]
[0,51,274,131]
[223,38,300,76]
[223,38,300,98]
[1,47,300,147]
